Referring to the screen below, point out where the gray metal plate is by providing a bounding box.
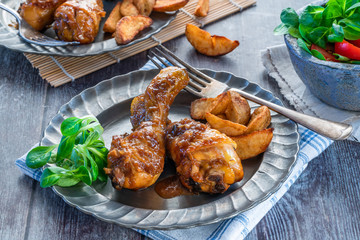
[41,69,300,229]
[0,0,177,56]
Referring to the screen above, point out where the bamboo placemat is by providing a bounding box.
[24,0,256,87]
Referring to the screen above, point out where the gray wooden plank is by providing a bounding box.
[246,140,360,240]
[0,47,47,240]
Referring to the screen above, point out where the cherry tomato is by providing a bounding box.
[334,40,360,60]
[347,39,360,48]
[310,44,337,62]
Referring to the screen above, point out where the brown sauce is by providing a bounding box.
[155,175,193,199]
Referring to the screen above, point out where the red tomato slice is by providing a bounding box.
[347,39,360,48]
[334,40,360,61]
[310,44,337,62]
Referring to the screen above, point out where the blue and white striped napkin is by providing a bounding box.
[15,60,333,240]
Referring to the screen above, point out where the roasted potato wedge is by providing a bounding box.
[210,92,230,115]
[216,114,227,119]
[225,91,251,125]
[190,97,217,119]
[245,106,271,134]
[121,0,139,16]
[194,0,209,17]
[115,15,153,45]
[190,92,229,119]
[103,2,122,33]
[205,112,247,136]
[134,0,155,16]
[232,128,273,160]
[185,24,240,56]
[153,0,189,12]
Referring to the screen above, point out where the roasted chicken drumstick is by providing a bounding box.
[53,0,105,44]
[105,67,189,190]
[19,0,67,31]
[166,118,244,194]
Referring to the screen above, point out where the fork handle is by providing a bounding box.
[0,3,21,23]
[229,88,353,140]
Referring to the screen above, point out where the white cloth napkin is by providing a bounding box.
[15,59,335,240]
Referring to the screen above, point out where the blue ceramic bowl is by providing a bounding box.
[284,1,360,111]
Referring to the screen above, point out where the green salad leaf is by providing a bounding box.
[26,116,108,188]
[311,49,327,60]
[274,0,360,63]
[328,23,344,42]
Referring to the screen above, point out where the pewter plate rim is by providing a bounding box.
[41,68,300,230]
[0,0,177,57]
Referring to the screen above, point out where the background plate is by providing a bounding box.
[0,0,176,56]
[41,69,299,229]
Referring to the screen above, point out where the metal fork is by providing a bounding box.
[0,3,79,47]
[148,44,353,140]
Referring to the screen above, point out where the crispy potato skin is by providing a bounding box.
[231,128,274,160]
[120,0,139,16]
[103,2,122,33]
[194,0,209,17]
[115,15,153,45]
[245,106,271,134]
[134,0,155,16]
[190,92,229,119]
[205,112,247,136]
[185,24,239,56]
[153,0,189,12]
[225,91,250,125]
[104,0,155,34]
[190,90,273,161]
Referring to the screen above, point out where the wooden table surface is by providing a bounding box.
[1,0,360,239]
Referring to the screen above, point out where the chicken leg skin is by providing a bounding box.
[105,67,189,190]
[166,118,244,194]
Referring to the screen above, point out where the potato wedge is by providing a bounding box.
[121,0,139,16]
[153,0,189,12]
[190,97,216,119]
[245,106,271,134]
[103,2,122,33]
[134,0,155,16]
[216,114,227,119]
[190,92,229,119]
[194,0,209,17]
[225,91,250,125]
[185,24,240,56]
[210,92,230,115]
[115,15,153,45]
[205,112,247,136]
[232,128,274,160]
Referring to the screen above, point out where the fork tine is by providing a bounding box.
[149,50,171,67]
[147,54,203,97]
[150,49,205,90]
[184,85,203,97]
[154,47,209,87]
[158,44,215,83]
[147,55,163,70]
[149,53,202,90]
[153,47,182,68]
